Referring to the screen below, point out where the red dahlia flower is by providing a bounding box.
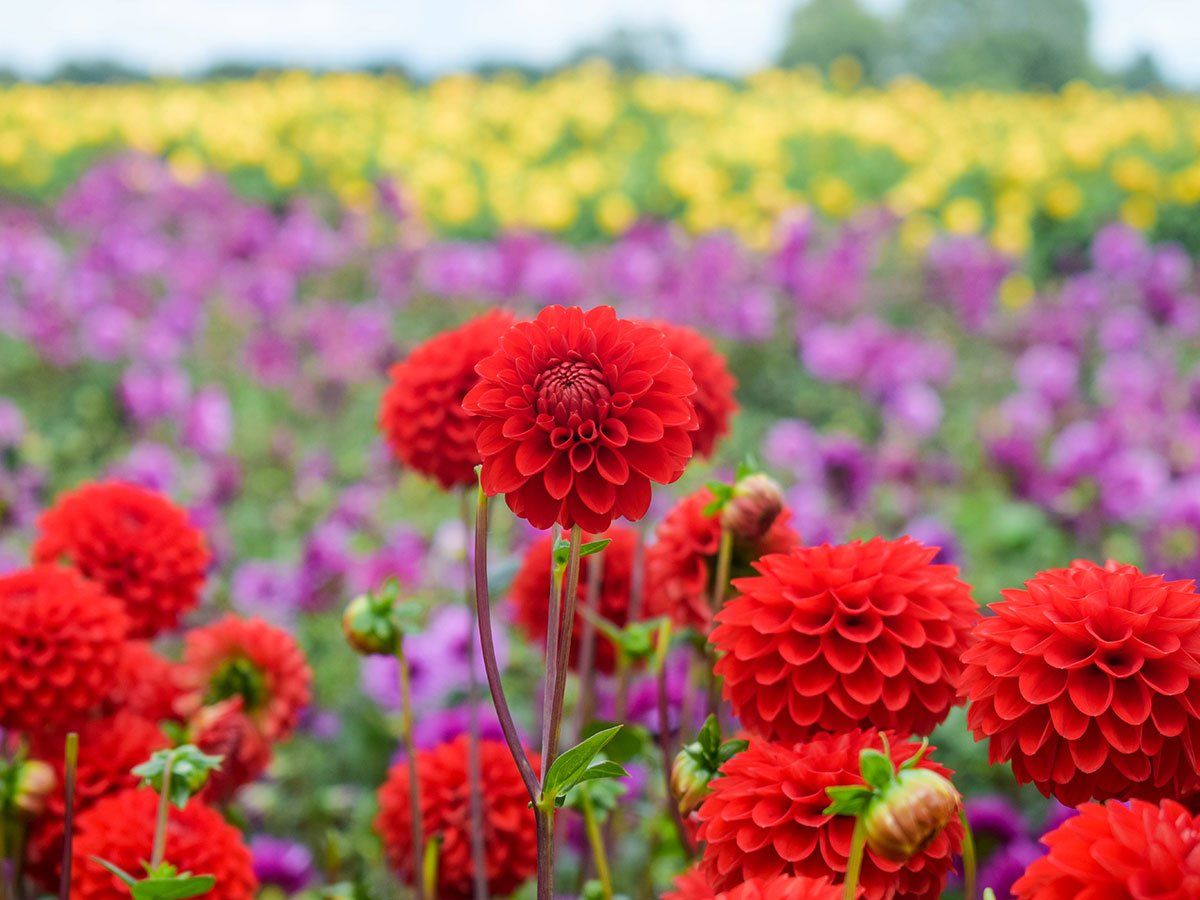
[510,526,641,673]
[697,730,962,898]
[961,560,1200,805]
[646,486,800,632]
[711,538,977,743]
[380,309,516,489]
[666,870,842,900]
[107,640,188,722]
[0,566,128,733]
[191,697,273,803]
[464,305,698,532]
[71,788,257,900]
[183,615,311,742]
[376,736,539,900]
[1013,799,1200,899]
[33,481,209,638]
[26,711,169,888]
[644,320,737,459]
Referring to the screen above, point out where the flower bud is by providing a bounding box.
[13,759,55,817]
[341,592,401,656]
[720,473,784,541]
[862,767,961,861]
[670,747,713,818]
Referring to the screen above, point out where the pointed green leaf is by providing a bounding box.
[717,738,749,764]
[573,760,628,783]
[577,721,649,764]
[697,714,721,757]
[130,875,216,900]
[823,785,874,817]
[859,748,895,791]
[578,539,611,558]
[541,725,623,807]
[91,858,140,888]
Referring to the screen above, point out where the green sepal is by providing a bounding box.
[132,746,223,809]
[823,784,875,817]
[899,738,930,771]
[859,748,896,792]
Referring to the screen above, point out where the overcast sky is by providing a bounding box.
[3,0,1199,84]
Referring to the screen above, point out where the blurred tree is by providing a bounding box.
[777,0,891,81]
[893,0,1093,89]
[565,26,686,73]
[47,59,149,84]
[1117,51,1167,92]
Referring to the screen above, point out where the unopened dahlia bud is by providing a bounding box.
[341,578,420,656]
[670,747,711,817]
[863,767,961,861]
[721,473,784,541]
[13,759,55,817]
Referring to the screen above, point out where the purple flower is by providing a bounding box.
[966,795,1026,844]
[119,363,190,425]
[977,838,1043,900]
[412,702,509,749]
[182,386,234,456]
[0,400,25,448]
[250,836,315,894]
[1013,344,1078,407]
[1092,222,1149,280]
[903,516,961,566]
[231,561,301,625]
[109,442,179,493]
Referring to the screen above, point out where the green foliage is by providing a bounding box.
[90,860,215,900]
[777,0,892,79]
[540,726,629,811]
[133,746,223,809]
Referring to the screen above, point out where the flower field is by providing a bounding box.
[1,70,1200,900]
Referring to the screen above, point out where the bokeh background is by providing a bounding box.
[2,1,1199,897]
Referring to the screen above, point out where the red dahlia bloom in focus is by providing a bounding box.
[711,538,977,743]
[697,730,962,898]
[380,310,516,489]
[33,481,209,638]
[0,566,128,733]
[961,560,1200,806]
[72,789,257,900]
[464,305,698,532]
[646,486,800,631]
[376,736,539,900]
[1013,799,1200,899]
[183,615,312,742]
[645,320,737,459]
[666,869,841,900]
[510,526,641,673]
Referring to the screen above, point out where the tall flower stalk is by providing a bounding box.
[394,642,424,900]
[459,489,490,900]
[57,732,78,900]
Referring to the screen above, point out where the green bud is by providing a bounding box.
[341,592,401,656]
[13,759,55,817]
[670,747,712,817]
[862,767,961,862]
[720,473,784,541]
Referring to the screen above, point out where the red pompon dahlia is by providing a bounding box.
[510,526,641,673]
[711,538,978,743]
[668,872,842,900]
[380,309,516,489]
[71,788,257,900]
[33,481,209,638]
[0,566,128,733]
[464,305,698,532]
[26,711,169,888]
[961,559,1200,806]
[107,640,188,722]
[646,486,800,632]
[1013,799,1200,899]
[376,736,539,900]
[191,697,272,803]
[697,730,962,898]
[644,320,737,459]
[183,615,311,742]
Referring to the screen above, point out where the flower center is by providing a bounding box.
[536,357,610,428]
[207,657,267,713]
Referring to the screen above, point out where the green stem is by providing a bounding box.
[150,748,176,868]
[397,643,426,900]
[57,733,79,900]
[960,809,977,900]
[573,547,605,738]
[539,524,565,770]
[843,817,867,900]
[581,790,613,900]
[422,835,442,900]
[705,528,735,716]
[459,488,490,900]
[0,792,9,900]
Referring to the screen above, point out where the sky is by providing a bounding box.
[2,0,1199,84]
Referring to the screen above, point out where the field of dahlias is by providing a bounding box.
[1,71,1200,900]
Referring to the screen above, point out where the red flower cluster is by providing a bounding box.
[108,639,188,722]
[190,697,273,803]
[711,538,978,743]
[376,736,539,900]
[667,869,841,900]
[464,305,698,532]
[1013,799,1200,899]
[646,486,800,631]
[34,481,209,637]
[646,320,738,459]
[961,560,1200,805]
[71,789,258,900]
[696,730,962,899]
[0,566,128,733]
[510,526,641,673]
[183,615,312,742]
[380,309,516,489]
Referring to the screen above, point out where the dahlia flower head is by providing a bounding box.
[108,639,188,722]
[33,481,209,638]
[0,565,128,733]
[191,696,273,803]
[183,615,312,742]
[697,729,962,899]
[464,305,698,533]
[645,319,738,459]
[1013,799,1200,899]
[376,736,539,900]
[510,526,641,673]
[961,559,1200,805]
[646,485,800,632]
[666,869,841,900]
[71,788,257,900]
[379,309,516,489]
[712,537,978,743]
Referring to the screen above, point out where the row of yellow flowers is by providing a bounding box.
[3,64,1200,252]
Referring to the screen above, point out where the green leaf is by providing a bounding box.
[701,481,735,516]
[578,721,649,764]
[823,785,874,817]
[579,539,611,558]
[541,725,623,808]
[130,876,216,900]
[697,714,721,757]
[133,746,224,808]
[858,748,895,792]
[574,760,628,783]
[91,858,139,888]
[718,739,749,764]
